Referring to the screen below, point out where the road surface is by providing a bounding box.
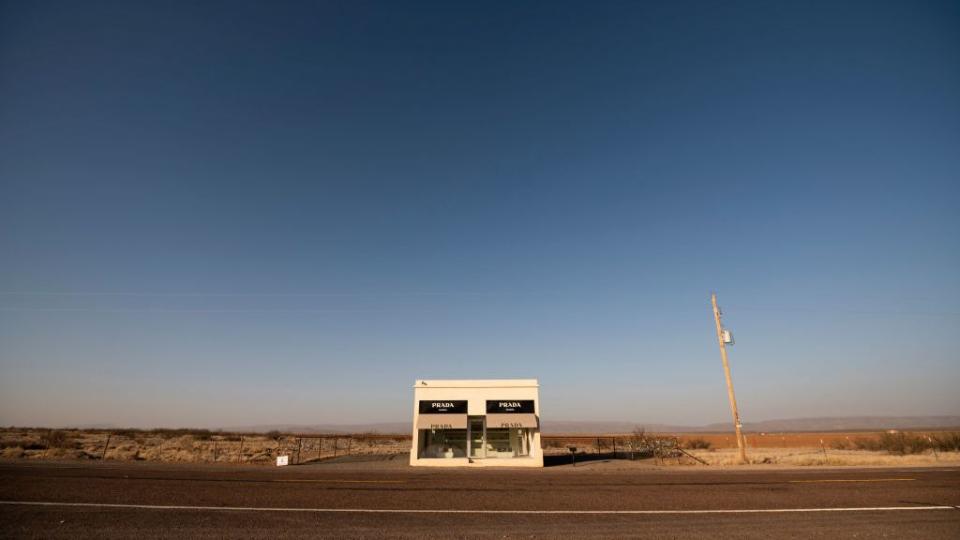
[1,459,958,538]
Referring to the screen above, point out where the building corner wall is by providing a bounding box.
[409,388,420,466]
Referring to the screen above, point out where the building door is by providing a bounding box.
[468,417,485,458]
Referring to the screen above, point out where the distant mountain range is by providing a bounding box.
[221,416,960,435]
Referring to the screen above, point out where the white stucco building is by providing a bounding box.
[410,379,543,467]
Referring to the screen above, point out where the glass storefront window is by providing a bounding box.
[416,418,532,459]
[484,428,529,457]
[419,429,467,458]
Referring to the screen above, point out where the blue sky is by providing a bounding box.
[1,0,958,428]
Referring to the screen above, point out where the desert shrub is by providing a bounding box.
[111,429,141,439]
[166,428,213,440]
[932,433,960,452]
[852,437,882,451]
[144,428,214,440]
[830,440,850,450]
[1,446,25,458]
[854,432,934,455]
[625,426,680,459]
[879,432,930,455]
[187,429,213,440]
[684,438,711,450]
[265,430,282,439]
[41,430,69,449]
[882,433,957,453]
[0,440,27,449]
[208,430,243,442]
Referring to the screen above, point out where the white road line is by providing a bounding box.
[1,501,956,515]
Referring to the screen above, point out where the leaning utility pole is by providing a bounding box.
[711,293,748,464]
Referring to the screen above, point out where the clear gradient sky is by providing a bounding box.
[1,0,958,428]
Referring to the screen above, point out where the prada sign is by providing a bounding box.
[418,400,467,414]
[486,400,535,414]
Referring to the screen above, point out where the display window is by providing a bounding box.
[419,428,467,458]
[420,421,530,459]
[485,428,530,457]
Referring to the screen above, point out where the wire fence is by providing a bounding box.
[15,428,952,465]
[74,432,698,464]
[78,432,411,464]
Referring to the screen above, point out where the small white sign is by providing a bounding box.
[276,455,289,467]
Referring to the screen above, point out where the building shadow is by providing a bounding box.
[544,451,628,467]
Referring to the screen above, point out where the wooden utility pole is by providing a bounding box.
[711,293,748,464]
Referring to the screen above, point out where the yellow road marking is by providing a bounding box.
[789,478,915,483]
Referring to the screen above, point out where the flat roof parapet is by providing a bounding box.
[413,379,539,388]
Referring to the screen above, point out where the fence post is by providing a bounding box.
[333,437,338,458]
[100,433,112,460]
[928,436,939,460]
[347,438,352,456]
[318,438,323,460]
[237,436,244,464]
[213,440,218,462]
[296,437,303,465]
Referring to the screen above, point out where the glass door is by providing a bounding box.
[468,417,485,458]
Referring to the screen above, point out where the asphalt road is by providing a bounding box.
[1,459,958,538]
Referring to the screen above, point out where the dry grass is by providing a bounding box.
[688,447,960,466]
[0,428,409,465]
[656,431,959,450]
[4,428,958,468]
